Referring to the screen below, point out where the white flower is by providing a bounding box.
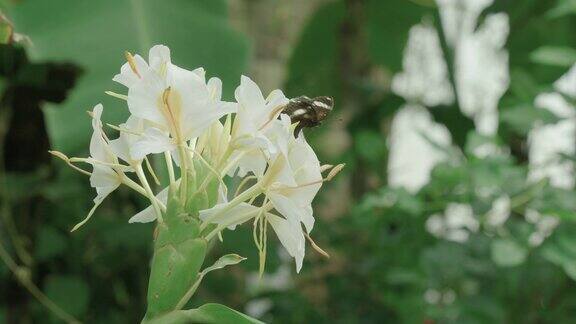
[108,115,145,164]
[200,125,324,272]
[485,195,511,227]
[528,92,576,189]
[88,104,122,203]
[126,45,236,159]
[113,45,175,88]
[262,129,322,233]
[392,22,454,107]
[129,184,170,223]
[436,0,494,47]
[525,209,559,247]
[71,104,123,231]
[426,203,478,243]
[454,13,509,136]
[554,64,576,99]
[434,0,509,137]
[387,105,452,193]
[229,75,289,177]
[54,45,342,276]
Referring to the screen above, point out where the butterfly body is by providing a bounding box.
[282,96,334,132]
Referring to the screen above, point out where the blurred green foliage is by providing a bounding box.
[0,0,576,323]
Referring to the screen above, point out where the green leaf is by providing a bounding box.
[541,226,576,280]
[202,254,246,276]
[508,68,541,101]
[491,239,527,267]
[533,187,576,221]
[501,104,562,134]
[34,226,67,262]
[547,0,576,18]
[44,275,89,317]
[145,303,264,324]
[530,46,576,67]
[6,0,249,153]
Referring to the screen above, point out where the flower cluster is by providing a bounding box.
[51,45,343,273]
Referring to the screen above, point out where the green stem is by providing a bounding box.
[135,164,164,223]
[164,151,176,185]
[174,274,204,311]
[178,145,189,202]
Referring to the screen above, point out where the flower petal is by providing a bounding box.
[199,202,260,230]
[90,164,120,189]
[127,72,167,126]
[148,45,171,73]
[267,213,305,273]
[130,127,175,160]
[129,185,170,223]
[112,54,148,88]
[268,192,314,233]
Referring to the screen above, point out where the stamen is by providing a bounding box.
[104,91,128,101]
[162,87,172,105]
[69,157,131,171]
[305,232,330,259]
[71,200,102,232]
[161,87,182,143]
[257,203,268,277]
[258,103,287,131]
[252,216,261,250]
[48,151,91,176]
[326,163,345,181]
[320,164,334,173]
[272,164,345,193]
[125,51,141,78]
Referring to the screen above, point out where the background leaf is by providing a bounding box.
[5,0,249,153]
[43,276,89,318]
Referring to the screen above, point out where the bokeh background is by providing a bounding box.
[1,0,576,323]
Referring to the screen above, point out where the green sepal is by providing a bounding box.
[157,185,200,245]
[145,184,207,318]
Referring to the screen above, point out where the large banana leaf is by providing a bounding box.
[4,0,249,153]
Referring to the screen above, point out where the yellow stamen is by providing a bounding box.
[71,200,101,232]
[326,163,345,181]
[105,91,128,101]
[320,164,334,173]
[305,232,330,259]
[258,103,288,131]
[124,51,141,78]
[48,151,91,176]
